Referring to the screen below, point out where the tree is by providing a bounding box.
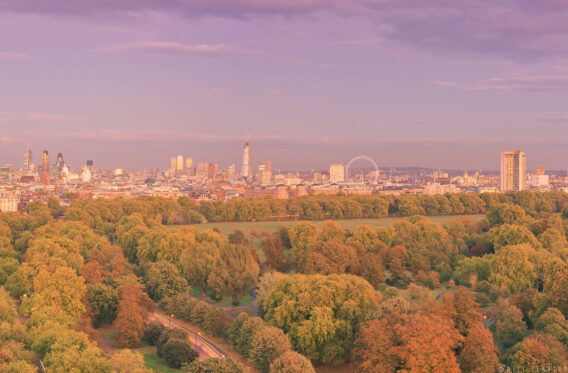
[111,350,152,373]
[180,241,220,296]
[143,320,166,346]
[31,266,87,321]
[490,244,536,293]
[288,222,318,254]
[207,244,259,305]
[86,283,118,326]
[234,317,267,357]
[185,358,248,373]
[269,351,315,373]
[262,234,288,272]
[437,287,482,335]
[162,338,198,368]
[487,224,539,252]
[353,312,462,373]
[490,298,527,350]
[535,308,568,345]
[144,260,188,301]
[292,239,357,275]
[80,261,103,284]
[263,274,378,364]
[157,328,187,357]
[508,333,568,370]
[249,326,291,373]
[459,324,499,373]
[114,309,144,348]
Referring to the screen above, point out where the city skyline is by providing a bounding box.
[2,1,568,170]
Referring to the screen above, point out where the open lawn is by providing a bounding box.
[172,214,485,236]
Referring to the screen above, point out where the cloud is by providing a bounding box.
[93,41,256,56]
[0,0,335,16]
[435,81,459,87]
[0,52,30,61]
[0,136,12,143]
[0,112,87,123]
[468,75,568,92]
[265,89,285,96]
[205,88,220,100]
[5,1,568,60]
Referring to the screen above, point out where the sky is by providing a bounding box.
[1,0,568,172]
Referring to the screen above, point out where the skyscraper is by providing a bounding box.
[40,151,50,185]
[176,154,184,174]
[330,164,345,183]
[500,150,526,191]
[241,137,251,179]
[23,146,33,173]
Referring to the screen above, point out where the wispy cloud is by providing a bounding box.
[92,41,258,56]
[0,52,30,61]
[265,89,285,96]
[468,75,568,92]
[435,81,459,87]
[0,112,87,123]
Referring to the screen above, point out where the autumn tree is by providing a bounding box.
[507,333,568,370]
[111,350,152,373]
[535,308,568,344]
[459,324,499,373]
[269,350,315,373]
[249,326,291,373]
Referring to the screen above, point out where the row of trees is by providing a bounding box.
[60,190,568,228]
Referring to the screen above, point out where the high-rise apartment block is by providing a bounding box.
[500,150,526,191]
[330,163,345,183]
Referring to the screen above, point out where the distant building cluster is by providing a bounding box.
[1,142,567,212]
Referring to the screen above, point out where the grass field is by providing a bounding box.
[174,214,485,236]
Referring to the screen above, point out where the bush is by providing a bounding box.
[143,320,166,346]
[162,338,198,368]
[185,357,248,373]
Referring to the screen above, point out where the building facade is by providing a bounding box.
[500,150,526,191]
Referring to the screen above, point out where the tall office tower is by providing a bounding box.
[40,151,50,185]
[185,158,193,170]
[55,152,65,174]
[170,157,176,173]
[330,163,345,183]
[197,162,208,178]
[257,161,272,185]
[176,154,184,175]
[23,146,33,173]
[227,163,235,179]
[241,137,251,179]
[536,166,545,175]
[86,160,94,170]
[208,163,218,179]
[500,150,526,191]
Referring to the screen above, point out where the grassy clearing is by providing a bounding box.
[172,214,484,236]
[101,327,179,373]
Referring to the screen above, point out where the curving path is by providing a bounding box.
[150,312,230,360]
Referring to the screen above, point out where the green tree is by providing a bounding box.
[207,244,259,305]
[162,338,198,368]
[263,274,378,364]
[180,241,220,296]
[185,358,248,373]
[144,260,188,301]
[86,283,118,326]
